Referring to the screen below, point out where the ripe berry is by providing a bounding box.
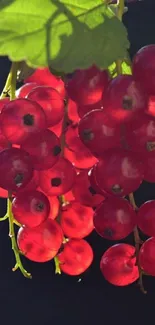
[58,239,93,275]
[0,97,10,111]
[123,113,155,155]
[0,148,33,191]
[139,237,155,276]
[16,83,38,98]
[21,129,61,170]
[12,190,50,228]
[17,219,63,262]
[61,201,94,239]
[137,200,155,237]
[78,109,122,158]
[100,244,139,286]
[103,75,148,123]
[24,68,66,98]
[68,98,80,124]
[132,45,155,96]
[77,100,103,119]
[0,98,47,144]
[27,86,64,127]
[65,125,97,169]
[66,65,109,105]
[39,157,76,196]
[94,148,144,197]
[94,197,137,240]
[49,120,62,137]
[72,170,104,207]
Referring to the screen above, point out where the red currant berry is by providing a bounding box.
[100,243,139,286]
[22,129,61,170]
[17,219,63,262]
[66,65,109,105]
[27,86,64,127]
[94,148,144,197]
[0,147,33,191]
[24,68,66,98]
[12,190,50,228]
[103,75,148,123]
[61,201,94,239]
[133,45,155,96]
[39,157,76,196]
[139,237,155,276]
[78,109,122,158]
[58,239,93,275]
[94,197,137,240]
[0,98,47,144]
[16,83,38,98]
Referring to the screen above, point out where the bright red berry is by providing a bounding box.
[58,239,93,275]
[139,237,155,276]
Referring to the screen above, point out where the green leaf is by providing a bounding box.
[108,59,132,78]
[0,0,129,73]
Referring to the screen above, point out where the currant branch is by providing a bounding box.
[54,97,69,274]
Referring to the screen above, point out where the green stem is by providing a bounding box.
[54,256,61,274]
[2,62,31,278]
[115,0,124,75]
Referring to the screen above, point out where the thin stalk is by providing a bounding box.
[115,0,125,75]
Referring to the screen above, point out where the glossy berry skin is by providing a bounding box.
[94,197,137,240]
[78,109,122,158]
[61,201,94,239]
[0,98,47,145]
[137,200,155,237]
[22,129,61,170]
[103,75,148,123]
[0,97,10,111]
[72,170,104,207]
[68,98,80,124]
[16,83,38,98]
[0,148,33,191]
[15,170,39,193]
[48,196,59,220]
[65,125,97,169]
[49,120,63,137]
[77,100,103,119]
[24,68,66,98]
[88,166,109,197]
[12,190,50,228]
[139,237,155,276]
[0,128,9,151]
[27,86,64,127]
[39,157,76,196]
[123,113,155,156]
[58,239,93,275]
[17,219,63,262]
[66,65,109,106]
[94,148,144,197]
[100,244,139,286]
[132,45,155,96]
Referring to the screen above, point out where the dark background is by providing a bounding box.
[0,1,155,324]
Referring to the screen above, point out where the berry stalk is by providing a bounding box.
[54,97,69,274]
[115,0,125,75]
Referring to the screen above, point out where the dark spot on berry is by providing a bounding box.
[23,114,34,126]
[147,141,155,152]
[88,186,96,195]
[14,173,24,185]
[53,145,61,156]
[122,96,133,110]
[83,129,94,141]
[112,184,123,194]
[51,177,62,187]
[35,201,44,212]
[103,228,114,238]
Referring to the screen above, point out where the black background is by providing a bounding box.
[0,1,155,324]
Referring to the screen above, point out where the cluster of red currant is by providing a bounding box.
[0,44,155,291]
